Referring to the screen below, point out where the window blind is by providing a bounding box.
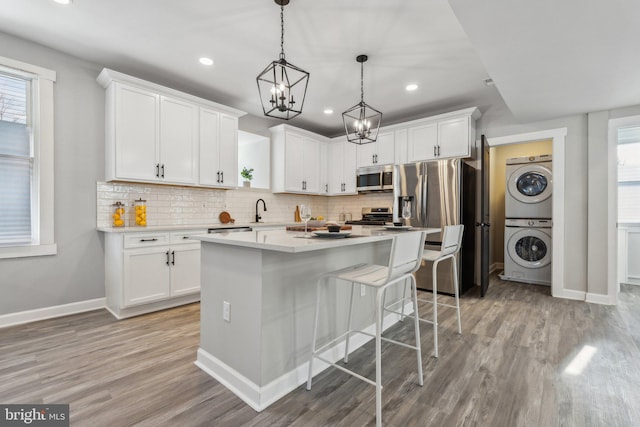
[617,130,640,223]
[0,72,32,245]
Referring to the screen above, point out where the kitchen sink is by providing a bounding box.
[207,226,252,234]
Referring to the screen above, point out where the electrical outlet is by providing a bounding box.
[360,284,366,297]
[223,301,231,322]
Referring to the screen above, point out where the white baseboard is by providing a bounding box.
[0,298,106,329]
[195,301,415,412]
[585,292,615,305]
[552,288,586,301]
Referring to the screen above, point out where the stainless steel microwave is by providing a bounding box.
[356,165,394,192]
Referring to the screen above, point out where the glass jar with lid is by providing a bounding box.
[112,202,125,227]
[133,198,147,226]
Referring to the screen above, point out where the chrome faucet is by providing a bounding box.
[255,199,267,223]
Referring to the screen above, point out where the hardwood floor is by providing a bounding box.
[2,276,639,426]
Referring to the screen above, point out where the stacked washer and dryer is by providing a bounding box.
[500,154,553,286]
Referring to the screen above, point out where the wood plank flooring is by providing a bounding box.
[2,275,640,426]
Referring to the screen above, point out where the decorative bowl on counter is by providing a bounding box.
[327,224,341,233]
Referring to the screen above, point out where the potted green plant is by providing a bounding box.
[241,167,254,187]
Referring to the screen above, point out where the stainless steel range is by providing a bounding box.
[346,207,393,225]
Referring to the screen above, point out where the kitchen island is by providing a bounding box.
[193,226,436,411]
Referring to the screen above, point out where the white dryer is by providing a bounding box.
[505,154,553,219]
[501,218,552,286]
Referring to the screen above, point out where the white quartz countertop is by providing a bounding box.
[193,226,439,253]
[96,221,295,233]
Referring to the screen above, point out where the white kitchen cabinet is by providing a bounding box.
[123,246,172,306]
[105,85,198,185]
[407,122,438,162]
[319,142,329,194]
[104,229,203,319]
[110,83,159,182]
[356,131,395,168]
[271,124,325,194]
[98,68,245,188]
[437,116,470,158]
[327,138,357,195]
[168,244,201,296]
[199,108,238,188]
[159,96,198,184]
[405,108,480,162]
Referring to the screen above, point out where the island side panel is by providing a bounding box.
[199,242,263,385]
[259,239,399,386]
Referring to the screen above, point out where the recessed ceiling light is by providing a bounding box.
[323,109,333,115]
[53,0,72,4]
[199,57,214,66]
[405,84,418,92]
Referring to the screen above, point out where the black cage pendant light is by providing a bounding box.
[256,0,309,120]
[342,55,382,145]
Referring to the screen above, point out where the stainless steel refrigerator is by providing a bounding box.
[393,159,476,294]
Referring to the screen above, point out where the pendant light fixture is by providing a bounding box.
[342,55,382,145]
[256,0,309,120]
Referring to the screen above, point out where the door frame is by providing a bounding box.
[487,127,567,300]
[607,115,640,305]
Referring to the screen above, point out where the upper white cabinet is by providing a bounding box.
[405,107,481,162]
[271,124,324,194]
[407,122,438,162]
[98,68,245,187]
[199,109,238,188]
[159,96,198,184]
[356,131,395,168]
[327,138,357,195]
[109,84,159,182]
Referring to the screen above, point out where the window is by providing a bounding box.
[617,126,640,222]
[0,56,56,258]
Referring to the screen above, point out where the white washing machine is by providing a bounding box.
[505,154,553,219]
[501,218,552,286]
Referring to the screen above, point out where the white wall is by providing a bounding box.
[238,131,270,189]
[0,31,105,315]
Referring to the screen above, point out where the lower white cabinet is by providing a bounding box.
[105,230,203,318]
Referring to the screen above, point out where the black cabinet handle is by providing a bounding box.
[165,251,170,265]
[140,238,158,242]
[433,146,437,157]
[161,164,165,178]
[155,164,160,178]
[217,171,220,183]
[171,250,175,265]
[220,171,224,183]
[437,146,441,157]
[182,236,190,239]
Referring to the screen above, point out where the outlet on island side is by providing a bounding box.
[223,301,231,322]
[360,284,366,297]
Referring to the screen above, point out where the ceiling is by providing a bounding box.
[0,0,638,136]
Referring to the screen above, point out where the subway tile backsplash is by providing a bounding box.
[97,182,394,228]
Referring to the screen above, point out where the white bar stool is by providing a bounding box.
[306,231,427,427]
[416,224,464,358]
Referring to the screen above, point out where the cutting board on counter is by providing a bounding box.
[286,225,352,232]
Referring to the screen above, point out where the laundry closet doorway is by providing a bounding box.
[489,140,553,282]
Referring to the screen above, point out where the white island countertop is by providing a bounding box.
[193,225,438,253]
